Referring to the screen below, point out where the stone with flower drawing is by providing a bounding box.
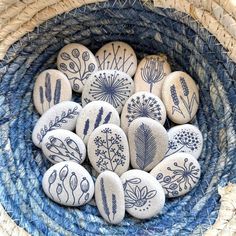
[42,161,94,206]
[87,124,129,176]
[161,71,199,124]
[95,171,125,224]
[121,91,166,134]
[41,129,86,164]
[165,124,203,159]
[120,169,165,219]
[134,54,171,98]
[150,153,201,198]
[57,43,98,93]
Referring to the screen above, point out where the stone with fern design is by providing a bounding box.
[150,153,201,198]
[161,71,199,124]
[95,171,125,224]
[134,54,171,97]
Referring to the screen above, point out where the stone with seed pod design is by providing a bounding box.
[57,43,98,93]
[42,161,94,206]
[42,129,86,164]
[161,71,199,124]
[134,54,171,97]
[95,41,137,77]
[150,153,201,198]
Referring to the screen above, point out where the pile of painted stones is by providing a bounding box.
[32,41,202,224]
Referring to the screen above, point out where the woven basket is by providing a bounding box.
[0,0,236,235]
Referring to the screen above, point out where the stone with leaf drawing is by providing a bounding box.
[42,161,94,206]
[161,71,199,124]
[165,124,203,159]
[76,101,120,145]
[120,169,165,219]
[150,153,201,198]
[128,117,168,172]
[42,129,86,164]
[57,43,98,93]
[33,69,72,115]
[95,171,125,224]
[134,54,171,98]
[95,41,137,77]
[87,124,129,176]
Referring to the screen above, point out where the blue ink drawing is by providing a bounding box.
[100,177,111,222]
[134,123,157,170]
[112,194,117,220]
[170,85,185,118]
[48,169,57,200]
[78,177,90,205]
[59,165,69,203]
[69,172,78,205]
[94,107,104,130]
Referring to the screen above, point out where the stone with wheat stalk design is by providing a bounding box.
[57,43,98,93]
[42,161,94,206]
[162,71,199,124]
[134,54,171,97]
[33,69,72,115]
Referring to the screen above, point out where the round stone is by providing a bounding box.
[120,169,165,219]
[95,41,137,77]
[128,117,168,171]
[134,54,171,97]
[82,70,134,114]
[95,171,125,224]
[33,69,72,115]
[42,129,86,164]
[42,161,94,206]
[161,71,199,124]
[150,153,201,198]
[57,43,98,93]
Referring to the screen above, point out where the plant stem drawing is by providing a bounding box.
[78,177,90,205]
[39,86,44,112]
[94,107,104,130]
[45,72,52,108]
[56,183,63,202]
[48,169,57,200]
[59,165,69,203]
[54,79,61,105]
[170,85,185,118]
[112,194,117,220]
[69,172,78,205]
[100,177,111,222]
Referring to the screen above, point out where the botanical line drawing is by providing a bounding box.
[56,183,63,202]
[112,194,117,220]
[134,123,157,170]
[69,172,78,205]
[141,57,166,92]
[94,107,104,130]
[100,177,111,222]
[94,128,126,172]
[78,177,90,205]
[156,158,200,197]
[170,85,185,118]
[59,165,69,203]
[48,169,57,200]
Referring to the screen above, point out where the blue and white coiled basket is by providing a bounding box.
[0,0,235,235]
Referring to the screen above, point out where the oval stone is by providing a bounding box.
[128,117,168,171]
[76,101,120,144]
[82,70,134,114]
[95,41,137,77]
[120,169,165,219]
[150,153,201,198]
[88,124,129,176]
[134,54,171,97]
[33,69,72,115]
[165,124,203,159]
[121,92,166,134]
[161,71,199,124]
[42,161,94,206]
[57,43,98,93]
[42,129,86,164]
[95,171,125,224]
[32,101,82,148]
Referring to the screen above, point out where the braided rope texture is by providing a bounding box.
[0,1,235,235]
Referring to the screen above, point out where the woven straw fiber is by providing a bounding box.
[0,0,235,235]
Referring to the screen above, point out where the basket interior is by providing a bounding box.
[0,1,236,235]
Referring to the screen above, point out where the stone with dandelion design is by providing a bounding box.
[150,153,201,198]
[161,71,199,124]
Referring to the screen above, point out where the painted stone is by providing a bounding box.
[76,101,120,144]
[88,124,129,176]
[165,124,203,159]
[161,71,199,124]
[150,153,201,198]
[33,69,72,115]
[95,171,125,224]
[121,92,167,134]
[32,101,82,148]
[134,54,171,97]
[57,43,98,93]
[42,129,86,164]
[95,41,137,77]
[120,169,165,219]
[42,161,94,206]
[82,70,134,114]
[128,117,168,171]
